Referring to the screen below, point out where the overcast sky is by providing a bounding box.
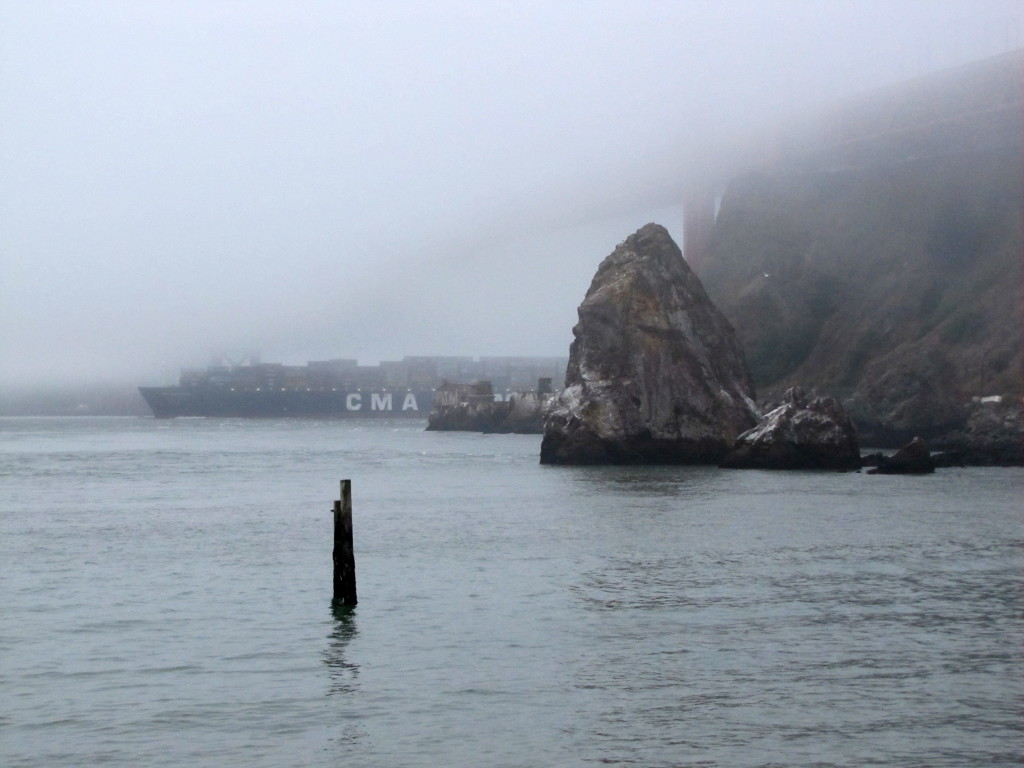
[1,0,1020,386]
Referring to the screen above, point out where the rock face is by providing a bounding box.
[540,223,758,465]
[933,398,1023,466]
[844,349,967,447]
[721,386,861,470]
[865,436,936,474]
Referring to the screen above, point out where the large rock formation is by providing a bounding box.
[540,224,758,465]
[721,386,861,470]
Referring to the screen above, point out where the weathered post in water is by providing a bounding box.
[333,479,357,606]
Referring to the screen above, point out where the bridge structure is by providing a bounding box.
[681,48,1024,270]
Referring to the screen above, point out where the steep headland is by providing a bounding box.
[691,50,1023,460]
[697,145,1022,451]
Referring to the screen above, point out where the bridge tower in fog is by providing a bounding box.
[682,191,717,271]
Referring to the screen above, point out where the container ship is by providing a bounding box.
[138,355,567,418]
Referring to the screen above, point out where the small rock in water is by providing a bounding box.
[867,436,936,474]
[720,386,861,470]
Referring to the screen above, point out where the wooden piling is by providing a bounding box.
[333,479,357,606]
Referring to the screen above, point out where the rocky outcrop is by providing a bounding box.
[427,381,551,434]
[720,386,861,470]
[427,397,545,433]
[540,223,758,465]
[864,436,936,474]
[498,392,550,434]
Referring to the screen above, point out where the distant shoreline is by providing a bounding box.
[0,384,151,417]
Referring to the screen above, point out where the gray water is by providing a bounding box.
[1,417,1021,767]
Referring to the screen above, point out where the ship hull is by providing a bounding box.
[138,387,432,418]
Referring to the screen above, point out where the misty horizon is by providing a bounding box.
[2,1,1021,388]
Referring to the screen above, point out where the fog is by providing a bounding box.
[2,0,1020,387]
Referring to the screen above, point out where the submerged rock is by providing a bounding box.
[866,436,936,474]
[721,386,861,470]
[540,223,758,465]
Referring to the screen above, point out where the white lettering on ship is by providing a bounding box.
[371,393,392,411]
[402,393,418,411]
[346,393,362,411]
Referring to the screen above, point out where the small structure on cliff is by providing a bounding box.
[427,379,552,434]
[720,386,861,470]
[540,223,759,465]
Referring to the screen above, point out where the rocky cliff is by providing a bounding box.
[540,224,758,465]
[697,144,1022,452]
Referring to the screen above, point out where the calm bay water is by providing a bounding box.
[1,416,1021,767]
